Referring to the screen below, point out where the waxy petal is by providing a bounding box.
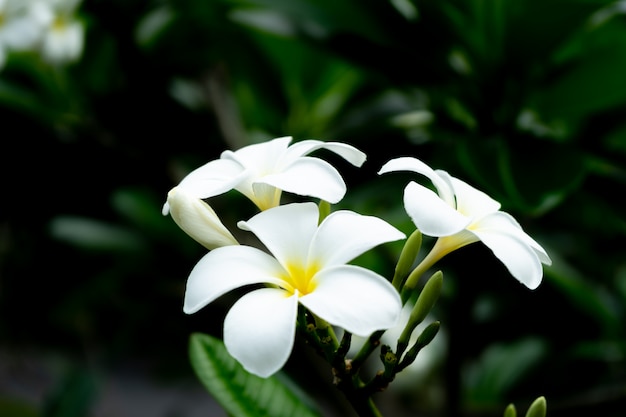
[310,210,405,267]
[300,265,401,335]
[476,212,552,266]
[165,188,238,249]
[177,158,247,198]
[183,246,287,314]
[379,157,455,206]
[224,288,298,378]
[224,136,292,174]
[449,175,501,218]
[238,203,319,269]
[261,157,347,204]
[471,219,544,289]
[404,182,470,236]
[284,140,366,167]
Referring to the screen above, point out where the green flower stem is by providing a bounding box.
[310,313,339,361]
[345,393,383,417]
[397,321,440,372]
[334,374,383,417]
[334,331,352,365]
[350,330,384,371]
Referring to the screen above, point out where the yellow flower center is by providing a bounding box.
[52,16,68,32]
[281,262,320,296]
[251,183,282,211]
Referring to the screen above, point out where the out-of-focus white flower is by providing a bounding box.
[379,157,551,289]
[183,202,404,377]
[0,0,84,67]
[0,0,45,67]
[36,0,84,64]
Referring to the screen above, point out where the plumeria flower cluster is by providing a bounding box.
[0,0,84,69]
[163,136,551,412]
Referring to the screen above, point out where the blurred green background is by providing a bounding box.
[2,0,626,416]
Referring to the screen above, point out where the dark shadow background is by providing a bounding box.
[1,0,626,416]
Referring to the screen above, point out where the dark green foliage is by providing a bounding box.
[1,0,626,415]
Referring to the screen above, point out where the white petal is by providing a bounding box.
[477,212,552,266]
[379,157,455,205]
[471,223,543,289]
[225,136,292,173]
[404,182,470,236]
[237,203,319,269]
[309,210,405,266]
[284,140,367,167]
[41,20,84,63]
[260,157,347,204]
[166,187,238,249]
[448,175,501,218]
[177,158,247,199]
[183,246,287,314]
[224,288,298,378]
[300,265,401,336]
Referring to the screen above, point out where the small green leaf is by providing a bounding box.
[189,332,321,417]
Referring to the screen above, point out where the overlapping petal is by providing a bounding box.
[379,156,455,206]
[261,157,347,204]
[183,245,287,314]
[300,265,401,335]
[164,136,367,247]
[403,182,470,236]
[310,210,406,266]
[471,221,544,289]
[224,288,298,377]
[284,139,367,167]
[237,202,319,268]
[448,175,500,218]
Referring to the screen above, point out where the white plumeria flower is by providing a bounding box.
[163,136,366,249]
[379,157,551,289]
[183,202,405,377]
[36,0,84,64]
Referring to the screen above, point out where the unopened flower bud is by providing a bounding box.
[504,403,517,417]
[165,187,239,249]
[398,271,442,347]
[392,229,422,289]
[525,396,546,417]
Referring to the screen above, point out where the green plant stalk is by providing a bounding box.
[350,330,385,370]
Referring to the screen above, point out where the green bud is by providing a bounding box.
[397,321,440,371]
[416,320,440,347]
[397,271,443,347]
[392,229,422,288]
[318,200,331,224]
[503,403,517,417]
[525,396,546,417]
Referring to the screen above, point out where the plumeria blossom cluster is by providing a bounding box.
[0,0,84,69]
[163,136,551,413]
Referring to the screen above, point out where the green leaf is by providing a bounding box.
[189,332,322,417]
